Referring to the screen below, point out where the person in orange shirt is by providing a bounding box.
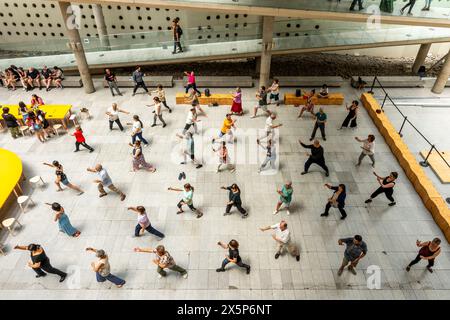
[212,113,236,144]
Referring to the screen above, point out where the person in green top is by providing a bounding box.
[273,182,293,216]
[168,183,203,218]
[310,107,327,141]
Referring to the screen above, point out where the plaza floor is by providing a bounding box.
[0,79,449,300]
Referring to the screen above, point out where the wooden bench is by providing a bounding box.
[182,76,253,88]
[420,150,450,184]
[176,93,233,105]
[352,76,425,88]
[284,93,345,105]
[98,76,174,88]
[14,76,82,88]
[272,76,344,87]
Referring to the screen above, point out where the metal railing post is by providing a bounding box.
[368,76,377,94]
[398,116,407,137]
[420,145,435,167]
[381,94,388,110]
[446,198,450,204]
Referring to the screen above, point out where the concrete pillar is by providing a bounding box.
[92,4,111,50]
[432,49,450,94]
[258,16,274,88]
[58,1,95,94]
[412,43,431,74]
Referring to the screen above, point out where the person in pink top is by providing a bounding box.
[212,141,235,173]
[230,87,243,116]
[184,71,201,95]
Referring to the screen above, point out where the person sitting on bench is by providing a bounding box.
[318,84,329,98]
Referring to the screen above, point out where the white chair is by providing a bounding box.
[17,195,35,213]
[80,108,91,120]
[2,218,23,236]
[19,126,30,136]
[53,124,63,136]
[29,176,45,188]
[69,114,78,126]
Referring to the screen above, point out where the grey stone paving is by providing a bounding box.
[0,79,449,300]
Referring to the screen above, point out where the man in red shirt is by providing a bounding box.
[72,125,94,153]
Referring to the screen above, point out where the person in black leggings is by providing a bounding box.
[299,139,329,177]
[365,171,398,206]
[14,244,67,282]
[406,238,441,273]
[216,239,250,274]
[221,184,248,218]
[321,183,347,220]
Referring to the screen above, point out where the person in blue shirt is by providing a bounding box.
[321,184,347,219]
[310,107,327,141]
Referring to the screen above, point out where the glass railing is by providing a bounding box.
[156,0,450,22]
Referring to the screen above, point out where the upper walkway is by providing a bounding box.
[61,0,450,27]
[1,23,450,70]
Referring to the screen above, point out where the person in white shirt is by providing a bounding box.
[182,107,199,135]
[151,84,172,113]
[260,220,299,261]
[355,134,375,167]
[128,115,149,145]
[106,103,129,131]
[260,113,282,141]
[176,132,203,169]
[147,97,167,128]
[257,138,277,173]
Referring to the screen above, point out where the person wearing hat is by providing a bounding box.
[86,247,126,288]
[14,244,67,282]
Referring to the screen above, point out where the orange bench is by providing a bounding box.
[176,93,233,105]
[284,93,344,106]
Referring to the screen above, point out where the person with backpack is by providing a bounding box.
[172,18,183,54]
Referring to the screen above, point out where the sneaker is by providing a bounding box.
[320,213,328,217]
[36,274,47,278]
[323,137,327,141]
[273,210,279,215]
[99,193,108,198]
[216,268,225,272]
[89,149,94,153]
[301,171,308,175]
[275,253,280,259]
[158,274,163,279]
[178,172,183,180]
[230,168,236,173]
[180,162,187,165]
[406,266,411,272]
[223,212,231,216]
[120,194,126,201]
[169,109,172,113]
[388,202,396,206]
[78,191,84,196]
[163,123,167,128]
[74,150,80,152]
[132,93,136,96]
[182,273,188,279]
[309,137,313,141]
[151,124,156,127]
[59,274,67,282]
[337,268,344,276]
[340,216,347,220]
[427,267,433,273]
[196,212,203,218]
[348,266,357,275]
[195,164,203,169]
[241,213,248,219]
[296,255,300,261]
[181,172,186,179]
[355,163,360,167]
[325,172,329,177]
[212,138,215,144]
[364,199,372,204]
[286,210,290,215]
[246,266,251,274]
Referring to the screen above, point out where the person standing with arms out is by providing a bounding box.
[106,103,129,131]
[2,107,20,139]
[221,184,248,218]
[355,135,375,167]
[187,88,206,116]
[337,235,367,276]
[321,183,347,220]
[184,71,201,95]
[257,138,277,173]
[213,141,236,173]
[72,125,94,153]
[274,182,293,216]
[182,107,200,135]
[86,247,126,288]
[268,79,280,106]
[129,140,156,172]
[46,202,81,237]
[43,161,84,194]
[260,221,300,261]
[151,84,172,113]
[14,244,67,282]
[127,206,165,239]
[168,183,203,218]
[129,115,149,146]
[230,87,243,116]
[251,86,269,118]
[299,139,329,177]
[339,100,359,130]
[104,68,122,96]
[176,132,203,169]
[172,18,183,54]
[87,164,126,201]
[212,113,236,144]
[148,97,167,128]
[365,171,398,206]
[134,245,188,279]
[260,113,282,142]
[297,89,315,118]
[310,107,327,141]
[406,238,441,273]
[216,240,250,274]
[132,66,149,96]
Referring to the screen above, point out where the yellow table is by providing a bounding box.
[1,104,72,129]
[0,148,23,209]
